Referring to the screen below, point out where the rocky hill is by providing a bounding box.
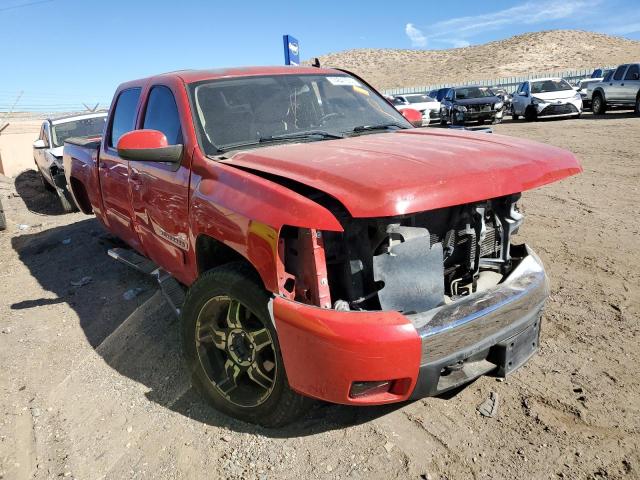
[314,30,640,89]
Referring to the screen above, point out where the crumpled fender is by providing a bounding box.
[189,158,343,292]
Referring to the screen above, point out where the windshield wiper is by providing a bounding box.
[259,130,344,142]
[351,122,408,133]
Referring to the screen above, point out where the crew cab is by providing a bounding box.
[33,112,107,212]
[590,63,640,115]
[63,67,581,427]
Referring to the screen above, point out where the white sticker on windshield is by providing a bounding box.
[326,76,361,87]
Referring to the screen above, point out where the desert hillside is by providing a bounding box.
[314,30,640,89]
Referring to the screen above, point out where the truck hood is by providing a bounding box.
[221,128,581,218]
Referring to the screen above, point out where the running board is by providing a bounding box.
[108,248,185,316]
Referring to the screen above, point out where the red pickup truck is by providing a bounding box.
[64,66,581,427]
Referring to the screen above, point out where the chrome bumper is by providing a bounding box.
[408,245,549,364]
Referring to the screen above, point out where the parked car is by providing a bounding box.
[491,87,513,114]
[439,86,505,125]
[590,63,640,115]
[64,66,580,427]
[33,112,107,212]
[511,78,582,121]
[577,69,613,108]
[393,93,440,124]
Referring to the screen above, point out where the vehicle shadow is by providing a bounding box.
[12,219,466,438]
[14,169,66,216]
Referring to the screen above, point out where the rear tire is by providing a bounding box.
[634,94,640,117]
[181,262,313,427]
[592,93,606,115]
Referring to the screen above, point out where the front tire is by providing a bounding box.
[57,187,79,213]
[0,198,6,231]
[634,95,640,117]
[181,262,312,427]
[524,106,537,122]
[592,93,606,115]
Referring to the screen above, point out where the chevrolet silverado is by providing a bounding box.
[63,66,581,427]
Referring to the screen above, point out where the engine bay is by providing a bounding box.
[281,193,524,314]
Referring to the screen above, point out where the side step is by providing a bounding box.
[108,248,185,316]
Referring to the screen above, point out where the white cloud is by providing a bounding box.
[450,39,471,48]
[408,0,602,48]
[405,23,427,47]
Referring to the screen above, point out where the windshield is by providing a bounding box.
[189,74,411,153]
[406,94,434,104]
[51,116,107,148]
[454,87,495,99]
[530,79,573,94]
[392,96,407,106]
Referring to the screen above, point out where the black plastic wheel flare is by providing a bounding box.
[195,296,277,408]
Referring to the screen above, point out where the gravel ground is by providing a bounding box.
[0,111,639,480]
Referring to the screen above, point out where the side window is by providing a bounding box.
[524,83,530,95]
[39,125,48,146]
[445,89,453,100]
[603,70,613,82]
[109,88,141,148]
[624,64,639,80]
[613,65,627,81]
[142,86,183,145]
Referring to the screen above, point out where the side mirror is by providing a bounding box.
[33,139,46,149]
[401,108,423,127]
[633,72,640,80]
[117,129,182,163]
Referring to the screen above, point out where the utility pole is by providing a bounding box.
[82,102,100,112]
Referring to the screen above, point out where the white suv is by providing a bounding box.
[511,78,582,121]
[33,112,107,212]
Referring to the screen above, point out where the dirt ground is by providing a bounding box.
[0,111,639,480]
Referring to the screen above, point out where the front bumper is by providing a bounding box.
[273,245,548,405]
[455,109,500,123]
[535,98,582,117]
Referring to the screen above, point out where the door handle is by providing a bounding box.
[621,83,625,86]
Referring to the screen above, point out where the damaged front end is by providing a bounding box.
[273,193,548,403]
[279,193,525,315]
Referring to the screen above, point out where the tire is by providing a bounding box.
[524,106,537,122]
[0,198,6,231]
[439,111,447,126]
[512,113,520,120]
[592,93,606,115]
[635,95,640,117]
[57,187,79,213]
[181,262,313,427]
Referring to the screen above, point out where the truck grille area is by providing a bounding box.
[308,194,524,313]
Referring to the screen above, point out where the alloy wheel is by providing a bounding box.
[195,295,277,408]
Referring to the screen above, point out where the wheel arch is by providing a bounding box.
[195,234,264,286]
[68,176,92,214]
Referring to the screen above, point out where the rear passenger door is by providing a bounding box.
[608,65,628,101]
[622,64,640,104]
[129,84,192,280]
[99,87,144,251]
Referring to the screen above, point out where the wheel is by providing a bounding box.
[439,111,447,126]
[524,106,537,122]
[592,93,606,115]
[181,262,313,427]
[635,95,640,117]
[512,113,520,120]
[57,187,79,213]
[0,198,6,231]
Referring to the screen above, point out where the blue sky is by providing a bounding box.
[1,0,638,111]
